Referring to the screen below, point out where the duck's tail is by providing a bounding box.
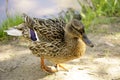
[22,13,34,29]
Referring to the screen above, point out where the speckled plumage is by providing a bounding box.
[23,14,65,42]
[14,14,94,72]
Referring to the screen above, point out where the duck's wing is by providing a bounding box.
[29,40,64,57]
[23,14,66,42]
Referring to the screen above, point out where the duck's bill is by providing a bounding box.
[82,33,94,47]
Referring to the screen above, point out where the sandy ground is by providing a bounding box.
[0,22,120,80]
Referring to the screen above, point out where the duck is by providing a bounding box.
[5,13,94,73]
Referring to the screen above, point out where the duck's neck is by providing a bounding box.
[64,33,80,44]
[64,33,86,56]
[65,33,75,43]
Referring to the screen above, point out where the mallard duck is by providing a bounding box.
[5,14,94,73]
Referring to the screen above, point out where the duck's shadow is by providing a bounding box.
[0,44,55,80]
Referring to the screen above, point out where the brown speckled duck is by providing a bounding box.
[5,14,94,73]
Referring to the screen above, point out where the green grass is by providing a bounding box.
[77,0,120,29]
[91,16,119,29]
[0,15,23,41]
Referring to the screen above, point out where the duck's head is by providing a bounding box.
[65,19,94,47]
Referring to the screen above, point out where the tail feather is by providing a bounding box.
[22,13,34,29]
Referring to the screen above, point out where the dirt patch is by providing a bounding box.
[0,22,120,80]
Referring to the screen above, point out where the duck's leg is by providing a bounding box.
[40,57,45,70]
[55,64,69,72]
[40,57,58,73]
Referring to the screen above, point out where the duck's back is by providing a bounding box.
[33,18,66,42]
[23,13,66,42]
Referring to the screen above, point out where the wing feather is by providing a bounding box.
[23,14,66,42]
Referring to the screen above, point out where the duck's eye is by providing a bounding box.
[79,29,85,35]
[72,25,84,34]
